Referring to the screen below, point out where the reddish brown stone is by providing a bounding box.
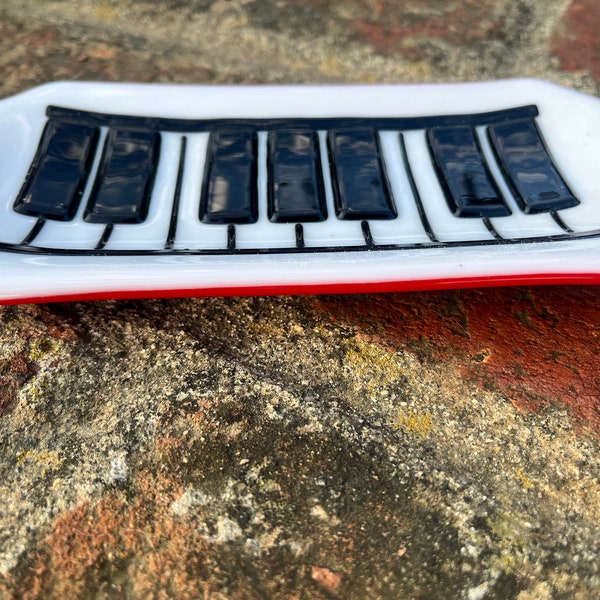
[552,0,600,82]
[311,566,342,592]
[348,0,501,58]
[315,286,600,434]
[11,475,214,599]
[0,352,38,417]
[0,18,220,101]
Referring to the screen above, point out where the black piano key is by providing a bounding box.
[268,130,326,222]
[328,129,396,220]
[487,119,579,214]
[84,129,160,224]
[427,126,510,218]
[14,120,99,221]
[200,130,258,224]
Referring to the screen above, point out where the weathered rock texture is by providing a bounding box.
[0,2,599,598]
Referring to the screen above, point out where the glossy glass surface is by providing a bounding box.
[200,130,258,224]
[268,130,326,222]
[14,121,98,221]
[85,129,160,224]
[488,120,579,214]
[428,126,510,218]
[328,129,396,220]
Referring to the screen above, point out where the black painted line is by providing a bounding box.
[482,217,503,240]
[361,220,375,248]
[21,218,46,245]
[165,136,187,249]
[376,130,398,220]
[95,224,114,250]
[551,210,574,233]
[2,226,600,257]
[227,224,236,250]
[398,133,438,243]
[295,223,305,249]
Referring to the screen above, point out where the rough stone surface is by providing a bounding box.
[551,0,600,84]
[0,2,599,599]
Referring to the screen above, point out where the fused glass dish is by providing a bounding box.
[0,79,599,303]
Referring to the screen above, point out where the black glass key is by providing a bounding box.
[14,120,99,221]
[268,130,326,222]
[488,119,579,214]
[328,129,396,220]
[428,126,510,218]
[200,130,258,224]
[84,129,160,224]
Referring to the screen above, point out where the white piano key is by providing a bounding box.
[104,132,181,251]
[1,211,40,246]
[475,126,564,239]
[402,130,495,243]
[236,131,296,250]
[302,130,365,248]
[32,127,108,250]
[369,131,431,245]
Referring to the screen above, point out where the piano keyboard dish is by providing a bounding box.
[0,79,599,304]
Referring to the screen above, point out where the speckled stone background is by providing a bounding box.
[0,2,599,599]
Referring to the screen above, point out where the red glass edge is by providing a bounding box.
[2,273,600,305]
